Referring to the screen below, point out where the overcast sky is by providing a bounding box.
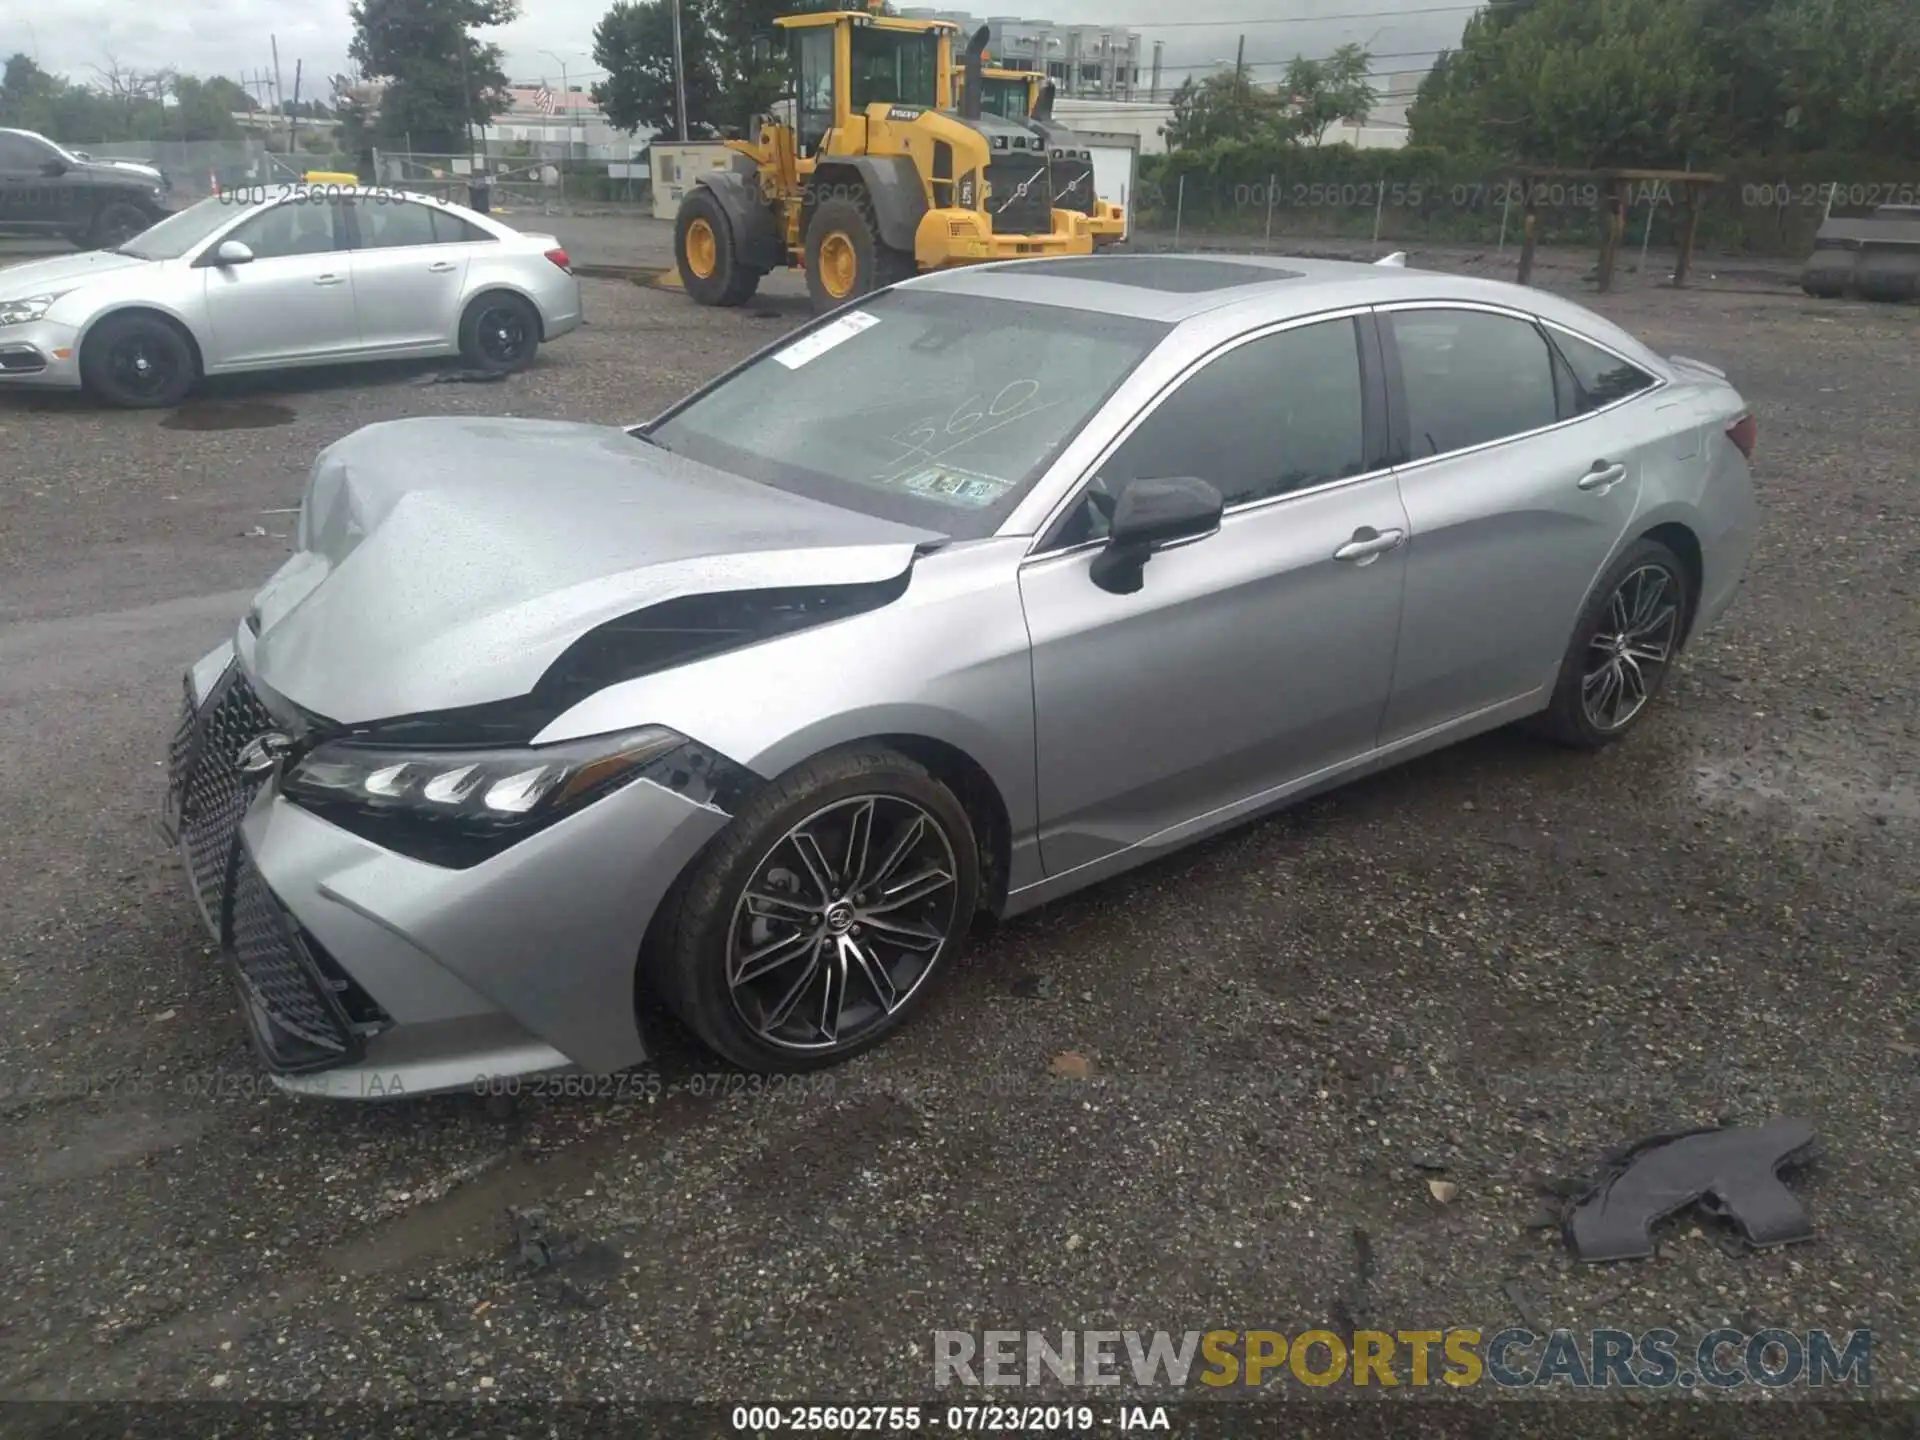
[0,0,1479,101]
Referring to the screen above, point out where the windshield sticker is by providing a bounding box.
[773,310,881,369]
[894,465,1013,508]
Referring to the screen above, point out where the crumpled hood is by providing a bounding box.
[248,416,945,724]
[0,250,152,293]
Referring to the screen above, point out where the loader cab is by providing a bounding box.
[977,71,1036,121]
[775,11,957,159]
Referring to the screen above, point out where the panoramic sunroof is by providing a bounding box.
[1003,255,1301,292]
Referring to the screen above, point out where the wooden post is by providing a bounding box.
[1673,180,1704,288]
[1597,175,1622,292]
[1517,176,1540,285]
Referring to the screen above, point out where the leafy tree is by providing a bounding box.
[1162,70,1280,150]
[1405,0,1724,166]
[1276,43,1376,144]
[591,0,790,137]
[348,0,519,154]
[592,0,724,136]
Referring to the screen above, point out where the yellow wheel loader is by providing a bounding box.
[673,10,1093,312]
[953,62,1128,247]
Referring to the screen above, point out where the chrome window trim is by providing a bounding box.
[1375,300,1669,475]
[1021,303,1378,560]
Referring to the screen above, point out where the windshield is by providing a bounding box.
[981,76,1030,120]
[850,29,942,109]
[648,289,1170,541]
[114,194,250,260]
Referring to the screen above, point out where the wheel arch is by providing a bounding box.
[1634,517,1705,641]
[692,170,784,271]
[77,304,205,378]
[808,156,926,253]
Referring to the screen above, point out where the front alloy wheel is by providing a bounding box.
[655,745,980,1071]
[727,795,959,1052]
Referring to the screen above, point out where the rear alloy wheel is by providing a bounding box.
[458,292,541,374]
[1537,538,1692,749]
[80,312,195,408]
[674,187,762,307]
[87,202,151,250]
[657,746,979,1071]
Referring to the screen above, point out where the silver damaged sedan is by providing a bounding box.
[163,254,1760,1097]
[0,185,580,407]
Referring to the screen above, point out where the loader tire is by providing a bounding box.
[676,187,762,307]
[803,196,913,314]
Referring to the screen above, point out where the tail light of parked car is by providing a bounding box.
[1726,413,1758,460]
[545,247,572,273]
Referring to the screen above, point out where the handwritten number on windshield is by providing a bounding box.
[881,380,1052,479]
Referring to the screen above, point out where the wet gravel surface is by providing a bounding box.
[0,269,1914,1417]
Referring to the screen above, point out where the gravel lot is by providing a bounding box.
[0,264,1914,1420]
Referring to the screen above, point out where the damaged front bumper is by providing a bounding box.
[165,639,737,1099]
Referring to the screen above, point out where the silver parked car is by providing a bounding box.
[0,184,581,407]
[163,254,1759,1097]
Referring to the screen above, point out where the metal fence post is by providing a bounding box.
[1174,172,1185,248]
[1640,186,1657,275]
[1497,186,1512,254]
[1264,171,1275,246]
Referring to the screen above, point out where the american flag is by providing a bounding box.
[532,84,556,115]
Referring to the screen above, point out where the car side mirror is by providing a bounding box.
[213,240,255,266]
[1088,475,1224,595]
[40,158,68,177]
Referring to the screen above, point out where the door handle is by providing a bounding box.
[313,273,344,286]
[427,260,457,273]
[1333,527,1406,565]
[1579,461,1629,491]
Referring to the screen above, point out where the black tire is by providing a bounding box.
[802,194,914,314]
[1535,537,1695,750]
[458,292,541,374]
[79,312,196,409]
[88,202,152,250]
[674,187,763,307]
[654,745,981,1072]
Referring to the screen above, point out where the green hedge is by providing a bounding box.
[1134,143,1920,257]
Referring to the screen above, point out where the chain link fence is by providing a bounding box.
[373,143,653,211]
[1130,161,1920,263]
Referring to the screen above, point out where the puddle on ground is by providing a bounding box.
[1693,756,1918,829]
[159,399,296,431]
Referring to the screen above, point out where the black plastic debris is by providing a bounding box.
[417,368,508,386]
[1566,1118,1818,1262]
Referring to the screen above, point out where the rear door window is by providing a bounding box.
[1388,308,1559,459]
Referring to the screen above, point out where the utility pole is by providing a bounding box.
[271,36,286,150]
[289,59,302,153]
[1234,33,1245,83]
[1149,39,1162,101]
[670,0,689,141]
[457,25,476,163]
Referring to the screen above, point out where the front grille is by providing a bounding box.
[229,854,354,1062]
[176,667,277,936]
[984,155,1054,237]
[1052,155,1094,214]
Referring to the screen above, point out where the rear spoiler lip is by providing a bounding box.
[1667,352,1728,380]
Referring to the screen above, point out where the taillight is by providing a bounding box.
[1726,414,1757,461]
[545,246,571,272]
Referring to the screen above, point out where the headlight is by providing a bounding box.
[282,724,689,867]
[0,294,65,327]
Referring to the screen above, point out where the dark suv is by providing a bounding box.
[0,128,171,249]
